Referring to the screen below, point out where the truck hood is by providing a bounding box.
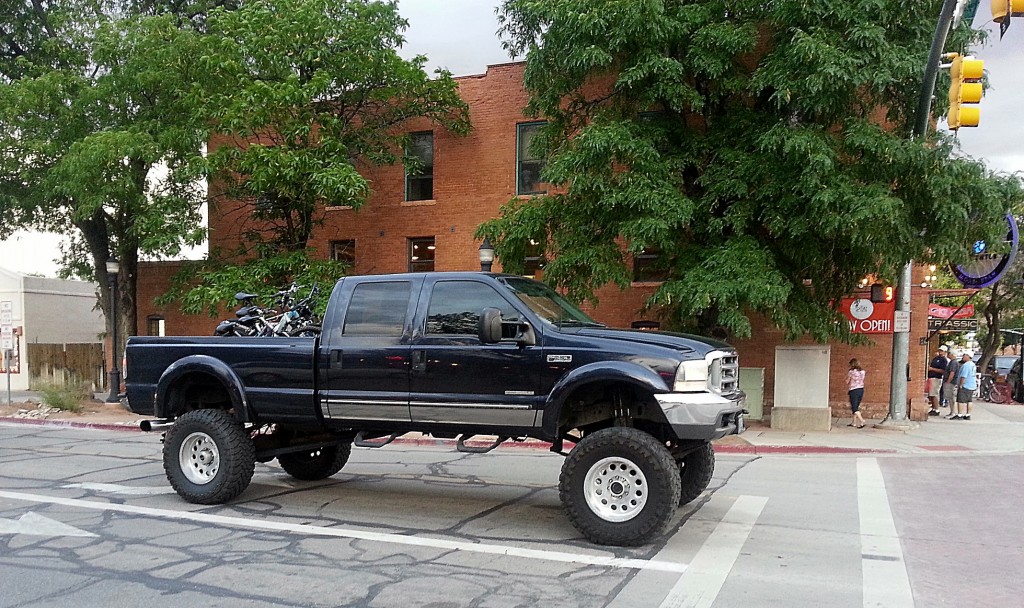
[571,327,734,356]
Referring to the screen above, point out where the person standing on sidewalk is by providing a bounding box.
[926,345,948,416]
[847,358,867,428]
[954,351,977,420]
[942,348,961,419]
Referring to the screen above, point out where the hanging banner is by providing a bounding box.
[951,214,1019,288]
[840,298,896,334]
[927,303,975,319]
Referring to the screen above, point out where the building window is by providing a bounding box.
[330,239,356,267]
[146,316,165,337]
[517,122,547,195]
[405,131,434,201]
[524,239,545,278]
[633,247,669,283]
[409,237,436,272]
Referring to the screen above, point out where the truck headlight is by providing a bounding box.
[673,360,709,392]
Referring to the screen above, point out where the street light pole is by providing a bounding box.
[105,258,121,403]
[887,0,959,425]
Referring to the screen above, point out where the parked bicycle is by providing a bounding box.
[214,283,322,338]
[978,374,1012,404]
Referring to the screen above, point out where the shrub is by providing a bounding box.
[35,380,91,413]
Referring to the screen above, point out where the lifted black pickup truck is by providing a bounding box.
[127,272,744,545]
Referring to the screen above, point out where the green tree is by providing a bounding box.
[480,0,1022,340]
[0,9,208,357]
[166,0,470,314]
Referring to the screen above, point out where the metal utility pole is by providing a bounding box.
[887,0,960,425]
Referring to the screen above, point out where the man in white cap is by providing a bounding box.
[942,348,960,418]
[926,344,948,416]
[954,351,978,420]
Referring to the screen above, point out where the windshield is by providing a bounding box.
[499,276,604,327]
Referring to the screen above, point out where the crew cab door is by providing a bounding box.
[319,278,419,423]
[409,277,543,427]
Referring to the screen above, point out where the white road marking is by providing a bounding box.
[62,482,175,495]
[0,490,687,573]
[0,511,97,538]
[658,495,768,608]
[857,458,914,608]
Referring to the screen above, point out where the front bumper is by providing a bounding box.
[654,390,746,441]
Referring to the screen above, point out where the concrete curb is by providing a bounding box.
[0,417,897,455]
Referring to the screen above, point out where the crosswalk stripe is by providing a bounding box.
[658,495,768,608]
[858,457,914,608]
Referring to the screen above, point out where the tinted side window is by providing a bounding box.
[343,282,411,336]
[426,281,519,335]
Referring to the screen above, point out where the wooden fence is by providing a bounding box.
[27,343,105,390]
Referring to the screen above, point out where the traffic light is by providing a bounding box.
[947,53,984,130]
[992,0,1024,24]
[870,284,894,303]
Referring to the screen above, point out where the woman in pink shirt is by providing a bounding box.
[847,359,867,428]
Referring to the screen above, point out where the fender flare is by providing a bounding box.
[155,355,252,422]
[541,361,669,437]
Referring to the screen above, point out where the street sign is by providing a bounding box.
[894,311,911,333]
[0,301,12,351]
[927,317,979,331]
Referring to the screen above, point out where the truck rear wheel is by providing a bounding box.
[163,409,255,505]
[678,442,715,506]
[277,443,351,480]
[559,427,681,546]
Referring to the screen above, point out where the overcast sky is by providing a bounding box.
[1,1,1020,277]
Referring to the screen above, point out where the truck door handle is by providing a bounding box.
[412,350,426,372]
[332,350,343,367]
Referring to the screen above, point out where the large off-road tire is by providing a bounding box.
[277,443,351,480]
[163,409,256,505]
[559,427,681,546]
[677,442,715,506]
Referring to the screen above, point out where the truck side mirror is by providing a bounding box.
[478,307,503,344]
[478,307,537,347]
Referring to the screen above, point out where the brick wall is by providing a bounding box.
[138,61,935,421]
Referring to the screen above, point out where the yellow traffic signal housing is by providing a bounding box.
[992,0,1024,23]
[948,54,984,130]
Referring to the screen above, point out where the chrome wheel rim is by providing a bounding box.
[179,432,220,485]
[583,457,648,522]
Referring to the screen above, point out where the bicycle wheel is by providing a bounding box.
[990,382,1011,404]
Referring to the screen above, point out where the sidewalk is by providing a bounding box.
[2,392,1022,455]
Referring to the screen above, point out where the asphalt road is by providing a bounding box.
[1,424,1021,607]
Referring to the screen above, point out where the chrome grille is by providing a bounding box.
[710,352,739,394]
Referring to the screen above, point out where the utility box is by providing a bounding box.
[771,345,832,431]
[739,367,764,421]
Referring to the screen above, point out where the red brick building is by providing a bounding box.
[135,62,934,422]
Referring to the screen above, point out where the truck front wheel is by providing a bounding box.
[277,443,351,480]
[559,427,681,546]
[163,409,256,505]
[677,442,715,506]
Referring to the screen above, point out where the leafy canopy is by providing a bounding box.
[480,0,1023,340]
[0,5,208,349]
[163,0,470,315]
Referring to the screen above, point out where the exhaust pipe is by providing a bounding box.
[140,419,175,432]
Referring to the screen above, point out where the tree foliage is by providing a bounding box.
[480,0,1024,340]
[200,0,470,254]
[161,0,471,316]
[0,4,208,355]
